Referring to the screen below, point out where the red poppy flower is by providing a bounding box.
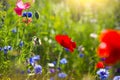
[14,0,31,16]
[96,61,104,68]
[97,29,120,65]
[55,34,76,52]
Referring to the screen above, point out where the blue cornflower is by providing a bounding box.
[22,12,27,17]
[12,28,17,33]
[27,12,32,18]
[7,46,12,50]
[113,76,120,80]
[20,41,24,47]
[79,53,84,58]
[34,64,42,74]
[58,72,67,78]
[0,47,2,51]
[32,55,40,61]
[52,61,56,65]
[27,69,31,73]
[60,58,67,64]
[3,46,8,54]
[29,57,35,66]
[64,48,69,52]
[97,69,109,80]
[57,67,61,72]
[29,55,40,66]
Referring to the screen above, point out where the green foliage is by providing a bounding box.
[0,0,119,79]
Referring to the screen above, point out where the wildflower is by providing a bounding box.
[0,47,2,51]
[16,0,30,9]
[12,28,17,33]
[14,7,23,16]
[27,12,32,18]
[78,45,84,52]
[57,67,61,72]
[48,63,55,67]
[90,33,97,38]
[48,39,52,44]
[97,30,120,65]
[3,46,8,54]
[64,48,70,52]
[50,68,55,73]
[14,0,30,16]
[22,12,32,24]
[105,66,112,70]
[79,53,84,58]
[22,12,27,17]
[97,69,109,80]
[34,64,42,74]
[97,42,109,58]
[44,37,48,41]
[29,57,35,66]
[7,46,12,50]
[22,12,32,18]
[50,77,54,80]
[113,76,120,80]
[96,61,104,69]
[100,58,106,61]
[28,55,40,66]
[27,69,31,73]
[60,58,67,64]
[28,73,35,76]
[52,61,56,65]
[58,72,67,78]
[32,55,40,61]
[19,41,24,47]
[55,34,76,52]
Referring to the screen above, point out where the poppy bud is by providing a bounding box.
[96,61,104,68]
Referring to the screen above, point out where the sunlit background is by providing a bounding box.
[50,0,120,28]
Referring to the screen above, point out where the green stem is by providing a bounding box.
[56,51,62,68]
[22,25,26,40]
[43,48,50,79]
[16,18,20,47]
[16,26,19,47]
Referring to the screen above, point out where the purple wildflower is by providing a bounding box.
[113,76,120,80]
[34,64,42,74]
[50,68,55,73]
[58,72,67,78]
[60,58,67,64]
[79,53,84,58]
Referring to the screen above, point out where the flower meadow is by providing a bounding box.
[0,0,120,80]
